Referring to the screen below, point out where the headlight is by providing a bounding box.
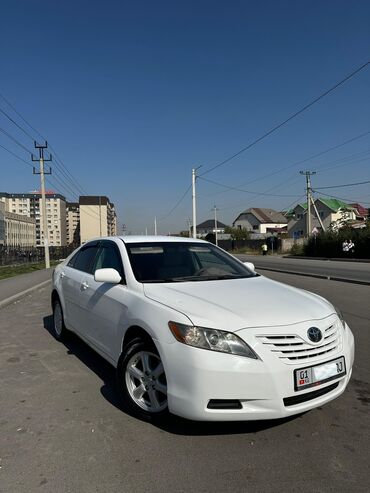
[335,307,346,330]
[168,321,259,359]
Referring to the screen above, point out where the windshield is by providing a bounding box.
[125,242,257,283]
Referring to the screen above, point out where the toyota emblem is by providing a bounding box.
[307,327,322,343]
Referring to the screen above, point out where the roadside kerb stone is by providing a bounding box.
[256,266,370,286]
[0,279,51,309]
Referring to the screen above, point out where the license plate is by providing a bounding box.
[294,356,346,391]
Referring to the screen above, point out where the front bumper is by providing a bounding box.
[158,322,354,421]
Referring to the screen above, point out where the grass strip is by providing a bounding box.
[0,261,58,280]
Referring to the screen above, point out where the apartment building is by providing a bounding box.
[0,191,67,247]
[66,202,80,246]
[0,201,36,247]
[79,196,117,244]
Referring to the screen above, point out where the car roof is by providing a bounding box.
[116,235,207,244]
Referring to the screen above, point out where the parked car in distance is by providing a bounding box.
[52,236,354,421]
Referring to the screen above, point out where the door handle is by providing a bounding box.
[81,281,89,290]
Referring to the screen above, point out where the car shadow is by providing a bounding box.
[43,314,301,436]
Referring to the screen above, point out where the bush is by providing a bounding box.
[303,226,370,258]
[290,243,304,256]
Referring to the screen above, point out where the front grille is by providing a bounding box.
[257,324,341,363]
[284,382,339,406]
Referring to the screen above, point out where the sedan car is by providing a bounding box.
[52,236,354,421]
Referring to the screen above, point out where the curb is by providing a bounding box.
[283,255,370,263]
[0,279,51,309]
[257,267,370,286]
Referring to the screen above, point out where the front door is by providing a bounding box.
[78,241,128,363]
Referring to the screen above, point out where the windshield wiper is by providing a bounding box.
[142,274,257,283]
[168,274,251,282]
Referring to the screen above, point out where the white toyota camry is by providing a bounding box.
[52,236,354,421]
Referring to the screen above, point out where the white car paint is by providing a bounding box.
[53,235,354,421]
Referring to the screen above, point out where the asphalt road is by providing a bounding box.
[237,254,370,284]
[0,274,369,493]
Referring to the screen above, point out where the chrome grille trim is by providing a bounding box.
[257,324,342,362]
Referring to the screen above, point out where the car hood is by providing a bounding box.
[143,275,335,331]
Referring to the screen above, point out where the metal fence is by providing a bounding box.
[0,246,75,266]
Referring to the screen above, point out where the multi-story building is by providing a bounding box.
[79,196,117,244]
[0,201,36,248]
[0,201,4,246]
[66,202,80,246]
[0,191,67,247]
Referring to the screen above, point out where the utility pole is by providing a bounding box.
[186,218,191,238]
[192,168,197,238]
[300,171,316,237]
[154,217,157,236]
[191,165,203,238]
[212,205,219,246]
[32,141,52,269]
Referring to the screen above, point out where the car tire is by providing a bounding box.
[117,337,169,421]
[52,298,68,341]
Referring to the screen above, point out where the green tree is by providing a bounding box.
[224,226,250,240]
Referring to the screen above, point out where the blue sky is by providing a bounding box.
[1,0,370,233]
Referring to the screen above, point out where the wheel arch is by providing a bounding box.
[121,325,154,353]
[51,289,60,308]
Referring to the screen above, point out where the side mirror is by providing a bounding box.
[243,262,255,272]
[94,268,122,284]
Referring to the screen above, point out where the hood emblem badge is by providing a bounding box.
[307,327,323,343]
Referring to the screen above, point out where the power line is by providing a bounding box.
[0,126,33,154]
[0,127,88,200]
[0,139,103,222]
[244,131,370,186]
[0,106,35,141]
[202,131,370,200]
[317,153,370,174]
[198,176,301,197]
[314,179,370,190]
[0,92,89,196]
[281,194,307,214]
[0,142,33,168]
[48,146,88,195]
[0,92,45,141]
[200,60,370,177]
[159,183,192,221]
[315,190,370,205]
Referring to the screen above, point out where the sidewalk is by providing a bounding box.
[0,268,53,307]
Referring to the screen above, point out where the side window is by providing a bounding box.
[73,245,99,274]
[67,250,80,268]
[94,242,124,278]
